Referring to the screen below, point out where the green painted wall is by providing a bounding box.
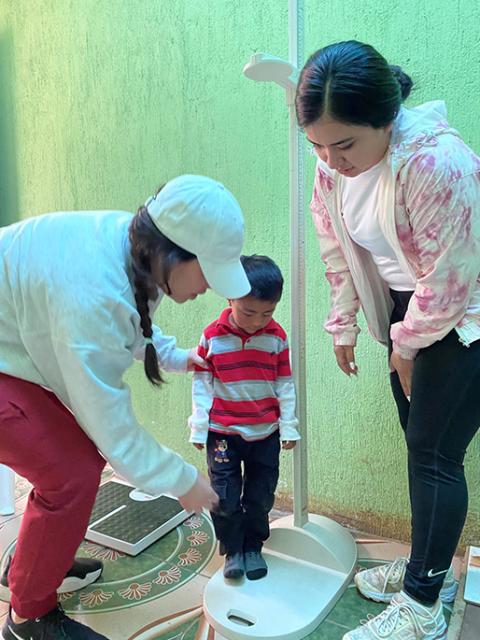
[0,0,478,544]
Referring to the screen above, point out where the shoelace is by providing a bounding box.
[381,556,409,593]
[360,600,438,639]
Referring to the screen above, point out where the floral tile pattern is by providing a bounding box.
[0,474,459,640]
[0,514,216,615]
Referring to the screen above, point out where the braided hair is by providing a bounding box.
[128,194,195,385]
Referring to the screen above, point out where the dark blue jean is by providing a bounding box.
[206,430,280,556]
[388,289,480,604]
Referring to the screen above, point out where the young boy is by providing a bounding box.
[188,254,300,580]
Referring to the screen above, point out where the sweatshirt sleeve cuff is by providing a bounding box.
[189,429,209,444]
[279,423,301,441]
[392,341,418,360]
[333,331,358,347]
[162,348,189,373]
[168,462,198,498]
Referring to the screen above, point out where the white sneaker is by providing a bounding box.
[354,557,457,604]
[343,591,447,639]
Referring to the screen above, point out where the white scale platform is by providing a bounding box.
[204,514,357,640]
[85,480,191,556]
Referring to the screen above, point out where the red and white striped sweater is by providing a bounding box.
[188,308,300,443]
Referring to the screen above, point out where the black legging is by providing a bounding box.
[388,289,480,605]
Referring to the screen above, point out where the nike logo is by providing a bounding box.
[8,625,33,640]
[427,568,449,578]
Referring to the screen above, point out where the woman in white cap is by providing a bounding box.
[0,174,250,640]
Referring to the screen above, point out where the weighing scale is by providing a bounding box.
[85,480,191,556]
[464,546,480,606]
[203,3,357,638]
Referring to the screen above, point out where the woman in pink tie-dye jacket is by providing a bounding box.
[296,41,480,640]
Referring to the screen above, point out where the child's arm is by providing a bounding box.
[187,334,214,449]
[275,339,301,448]
[275,378,301,447]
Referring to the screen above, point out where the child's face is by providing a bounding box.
[229,295,277,334]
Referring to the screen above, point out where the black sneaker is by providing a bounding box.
[2,605,110,640]
[0,556,103,602]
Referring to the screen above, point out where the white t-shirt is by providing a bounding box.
[341,157,416,292]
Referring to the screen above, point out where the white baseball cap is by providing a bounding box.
[145,175,250,299]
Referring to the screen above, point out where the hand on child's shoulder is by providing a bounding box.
[281,440,297,450]
[187,348,208,371]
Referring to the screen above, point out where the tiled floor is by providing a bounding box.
[0,473,458,640]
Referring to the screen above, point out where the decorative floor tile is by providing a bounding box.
[320,582,385,629]
[303,620,351,640]
[0,515,216,617]
[133,607,203,640]
[0,474,458,640]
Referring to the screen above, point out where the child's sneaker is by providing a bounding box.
[2,605,110,640]
[342,591,447,639]
[223,553,244,580]
[0,555,103,602]
[244,551,267,580]
[354,557,457,604]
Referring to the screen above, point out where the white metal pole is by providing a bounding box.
[288,0,307,528]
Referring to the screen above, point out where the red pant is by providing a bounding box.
[0,373,105,618]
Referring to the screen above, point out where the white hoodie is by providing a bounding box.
[0,210,197,497]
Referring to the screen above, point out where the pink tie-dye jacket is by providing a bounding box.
[310,101,480,360]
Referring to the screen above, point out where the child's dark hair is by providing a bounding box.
[296,40,413,129]
[240,254,283,303]
[129,187,195,385]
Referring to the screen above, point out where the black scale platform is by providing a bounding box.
[85,480,191,556]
